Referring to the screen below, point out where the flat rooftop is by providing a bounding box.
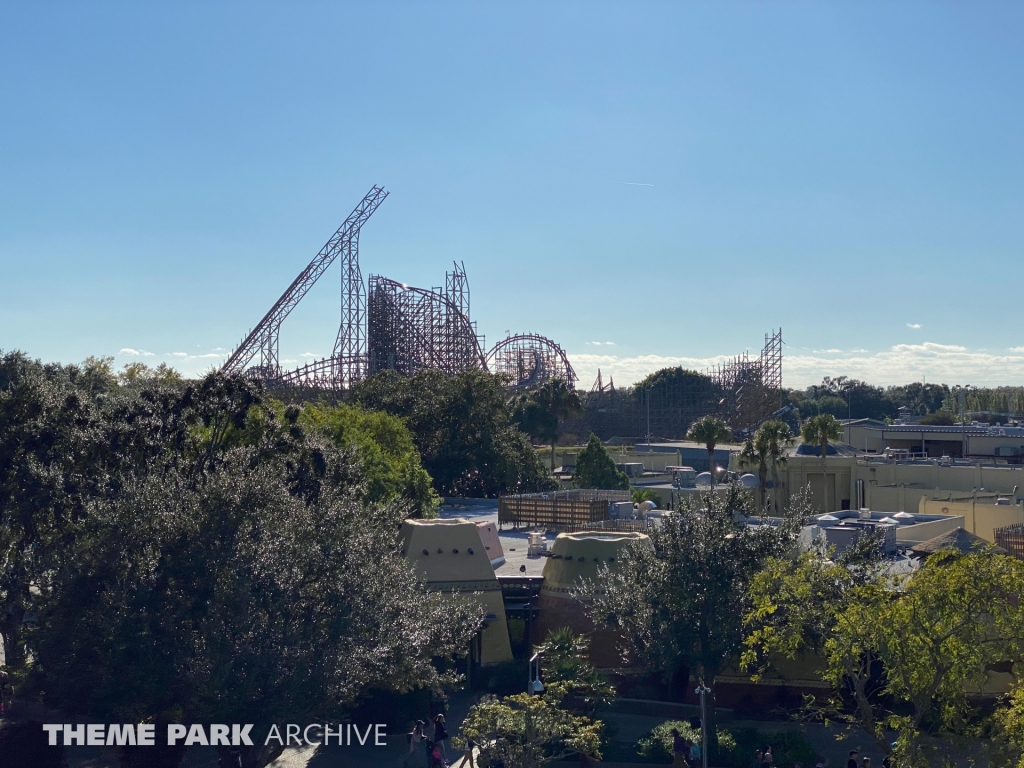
[439,498,551,576]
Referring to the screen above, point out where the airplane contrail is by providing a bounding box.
[615,182,655,186]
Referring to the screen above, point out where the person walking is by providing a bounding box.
[433,714,449,760]
[462,736,478,768]
[753,749,764,768]
[762,745,774,766]
[671,729,690,768]
[407,720,426,766]
[689,736,702,767]
[846,751,859,768]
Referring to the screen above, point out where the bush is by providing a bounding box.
[636,720,735,762]
[635,721,814,767]
[726,728,818,768]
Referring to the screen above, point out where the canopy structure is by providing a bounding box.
[910,527,1007,558]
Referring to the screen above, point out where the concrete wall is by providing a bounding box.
[780,454,1024,515]
[917,498,1024,543]
[894,515,964,545]
[400,518,513,665]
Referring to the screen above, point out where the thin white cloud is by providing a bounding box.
[169,352,188,358]
[118,348,155,357]
[585,341,616,346]
[906,323,922,329]
[615,182,654,187]
[300,352,320,357]
[570,341,1024,389]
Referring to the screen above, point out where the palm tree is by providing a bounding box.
[687,415,732,489]
[534,379,583,472]
[800,413,843,513]
[739,437,769,513]
[755,420,794,516]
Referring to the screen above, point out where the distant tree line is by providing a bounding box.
[786,377,951,423]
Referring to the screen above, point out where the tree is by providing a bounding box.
[582,486,805,758]
[800,413,843,513]
[458,692,602,768]
[756,420,794,517]
[573,434,628,490]
[460,628,607,768]
[350,368,555,497]
[529,379,583,472]
[0,354,483,768]
[746,549,1024,766]
[299,401,439,516]
[917,410,956,426]
[739,438,769,513]
[686,415,731,488]
[534,628,614,719]
[631,488,659,505]
[744,548,890,744]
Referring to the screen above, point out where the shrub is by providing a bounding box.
[636,720,735,762]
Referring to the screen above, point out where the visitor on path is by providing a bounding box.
[860,759,871,768]
[846,751,859,768]
[754,749,763,767]
[762,745,774,765]
[433,714,449,759]
[689,736,701,766]
[461,736,478,768]
[671,728,690,767]
[409,720,427,755]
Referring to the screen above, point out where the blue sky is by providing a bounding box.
[2,2,1022,388]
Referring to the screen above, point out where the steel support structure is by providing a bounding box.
[486,333,577,390]
[570,330,783,441]
[366,275,487,378]
[221,185,388,382]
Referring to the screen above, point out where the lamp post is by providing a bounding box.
[528,653,544,694]
[694,680,710,768]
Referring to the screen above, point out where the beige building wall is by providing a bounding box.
[607,449,683,472]
[778,454,1024,516]
[399,518,513,665]
[917,498,1024,543]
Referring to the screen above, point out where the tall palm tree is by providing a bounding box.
[687,415,732,489]
[800,413,843,513]
[739,437,769,513]
[755,420,794,516]
[534,379,583,472]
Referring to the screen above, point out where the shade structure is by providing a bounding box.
[909,526,1007,558]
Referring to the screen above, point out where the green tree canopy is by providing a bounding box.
[299,401,439,516]
[800,413,844,513]
[350,368,555,497]
[633,367,717,399]
[572,434,628,490]
[513,379,583,472]
[686,415,732,487]
[581,486,806,757]
[746,548,1024,765]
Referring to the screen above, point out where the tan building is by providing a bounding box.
[771,449,1024,523]
[842,418,1024,460]
[535,531,653,667]
[399,518,513,665]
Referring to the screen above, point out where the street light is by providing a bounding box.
[694,680,710,768]
[528,653,544,694]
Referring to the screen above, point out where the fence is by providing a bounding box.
[498,489,630,530]
[995,523,1024,560]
